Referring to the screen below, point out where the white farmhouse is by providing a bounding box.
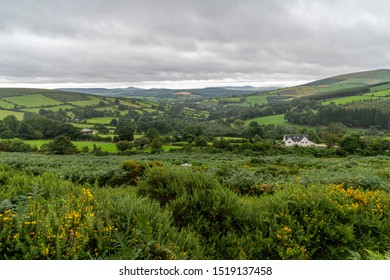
[81,128,95,135]
[282,134,315,147]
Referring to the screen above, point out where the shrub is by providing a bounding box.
[41,135,78,155]
[138,166,217,206]
[121,160,145,185]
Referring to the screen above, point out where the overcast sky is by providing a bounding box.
[0,0,389,89]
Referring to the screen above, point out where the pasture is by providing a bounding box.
[0,109,24,120]
[244,114,288,126]
[2,94,63,107]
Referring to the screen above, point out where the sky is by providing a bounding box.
[0,0,390,89]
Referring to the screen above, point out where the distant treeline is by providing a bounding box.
[286,104,390,129]
[303,86,370,101]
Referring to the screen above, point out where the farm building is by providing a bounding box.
[282,134,315,147]
[81,128,95,135]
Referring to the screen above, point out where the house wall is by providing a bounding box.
[284,137,315,147]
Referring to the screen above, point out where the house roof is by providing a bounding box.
[284,134,309,142]
[81,128,94,133]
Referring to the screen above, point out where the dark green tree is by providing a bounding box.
[115,118,136,141]
[18,122,39,140]
[194,136,208,147]
[3,115,19,134]
[42,135,78,155]
[115,140,133,152]
[146,128,160,141]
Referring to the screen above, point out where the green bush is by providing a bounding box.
[138,166,217,206]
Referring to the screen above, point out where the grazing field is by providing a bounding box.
[246,94,270,105]
[2,94,63,107]
[0,109,24,120]
[22,139,118,153]
[0,100,15,109]
[68,95,104,106]
[85,117,118,124]
[322,95,382,105]
[244,114,288,126]
[365,89,390,97]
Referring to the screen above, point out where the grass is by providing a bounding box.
[118,100,142,108]
[73,141,117,152]
[322,95,382,105]
[2,94,63,107]
[24,139,118,153]
[85,117,118,124]
[246,94,270,105]
[72,123,95,129]
[244,114,288,126]
[69,96,104,107]
[0,109,24,120]
[365,89,390,97]
[0,100,15,109]
[22,105,76,114]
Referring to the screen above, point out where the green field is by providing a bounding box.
[246,94,270,105]
[323,95,383,105]
[118,99,142,108]
[23,105,76,113]
[0,109,24,120]
[24,139,118,152]
[68,95,104,106]
[366,89,390,97]
[0,100,15,109]
[72,123,95,129]
[244,114,288,126]
[85,117,118,124]
[2,94,63,107]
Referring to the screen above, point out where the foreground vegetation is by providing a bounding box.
[1,152,389,260]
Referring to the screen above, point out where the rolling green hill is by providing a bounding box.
[275,69,390,97]
[0,69,389,136]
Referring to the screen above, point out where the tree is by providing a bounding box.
[339,135,366,155]
[3,115,19,134]
[0,130,14,139]
[320,131,340,148]
[115,118,136,141]
[42,135,78,155]
[93,124,110,134]
[146,128,160,141]
[109,119,118,127]
[233,119,245,129]
[115,140,133,152]
[194,136,208,147]
[18,122,39,140]
[150,139,163,153]
[133,137,149,149]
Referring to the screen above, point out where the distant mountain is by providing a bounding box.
[57,86,277,98]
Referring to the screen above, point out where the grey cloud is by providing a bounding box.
[1,0,390,87]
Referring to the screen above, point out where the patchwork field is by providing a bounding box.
[3,94,63,107]
[0,109,24,120]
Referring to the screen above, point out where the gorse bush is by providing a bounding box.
[0,174,117,259]
[138,166,218,206]
[1,153,390,260]
[216,166,274,195]
[0,168,203,260]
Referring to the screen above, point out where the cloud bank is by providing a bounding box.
[0,0,389,88]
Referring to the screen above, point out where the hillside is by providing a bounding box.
[57,86,276,98]
[275,69,390,97]
[0,69,389,138]
[0,87,160,124]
